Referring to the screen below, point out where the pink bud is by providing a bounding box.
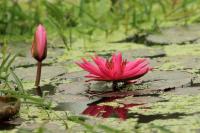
[31,24,47,62]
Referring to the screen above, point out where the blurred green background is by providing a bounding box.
[1,0,200,49]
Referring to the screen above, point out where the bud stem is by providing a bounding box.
[35,61,42,96]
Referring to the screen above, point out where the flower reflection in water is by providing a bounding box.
[82,97,141,120]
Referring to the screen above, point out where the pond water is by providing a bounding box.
[54,95,142,120]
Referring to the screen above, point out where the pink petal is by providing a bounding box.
[92,56,112,79]
[112,53,123,79]
[76,58,108,79]
[133,67,149,78]
[122,60,149,79]
[85,74,106,80]
[124,58,146,71]
[31,24,47,62]
[36,24,47,59]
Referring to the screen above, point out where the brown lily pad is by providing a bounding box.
[0,96,20,120]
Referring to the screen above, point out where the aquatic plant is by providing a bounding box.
[31,24,47,96]
[0,54,16,83]
[76,52,151,91]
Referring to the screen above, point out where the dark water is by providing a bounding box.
[54,96,141,120]
[0,122,16,130]
[0,118,23,130]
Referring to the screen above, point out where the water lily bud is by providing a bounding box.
[31,24,47,62]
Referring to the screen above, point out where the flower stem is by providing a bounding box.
[35,61,42,96]
[112,81,119,91]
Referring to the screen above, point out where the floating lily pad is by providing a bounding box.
[20,122,66,133]
[165,56,200,70]
[169,87,200,95]
[13,66,67,81]
[55,81,88,95]
[50,90,100,113]
[42,122,66,133]
[116,96,163,105]
[151,55,200,71]
[86,70,192,94]
[140,70,193,91]
[123,48,166,59]
[121,49,166,69]
[51,71,87,83]
[53,98,99,114]
[0,96,20,120]
[52,69,193,99]
[49,93,92,103]
[146,24,200,45]
[7,44,65,69]
[13,56,53,68]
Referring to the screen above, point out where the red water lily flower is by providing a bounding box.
[31,24,47,62]
[76,52,151,82]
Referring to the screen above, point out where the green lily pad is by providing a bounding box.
[55,81,88,95]
[51,71,87,83]
[117,96,163,105]
[123,48,166,59]
[169,87,200,95]
[140,70,192,91]
[87,70,192,93]
[13,66,67,81]
[146,24,200,45]
[19,122,66,133]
